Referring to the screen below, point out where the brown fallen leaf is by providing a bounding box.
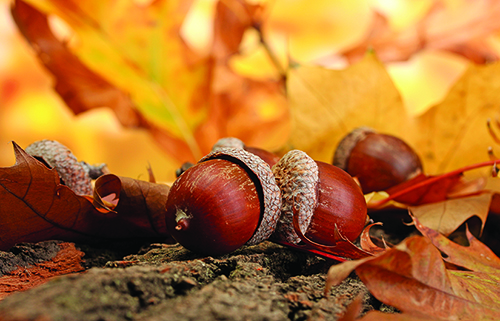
[364,158,497,237]
[415,219,500,273]
[0,242,84,300]
[326,227,500,320]
[0,142,170,250]
[93,174,170,237]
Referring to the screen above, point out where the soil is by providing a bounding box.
[0,240,395,321]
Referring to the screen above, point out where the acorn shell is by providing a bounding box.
[272,150,367,245]
[334,127,423,193]
[165,148,281,255]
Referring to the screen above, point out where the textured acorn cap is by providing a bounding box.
[212,137,245,151]
[333,127,376,170]
[200,147,281,245]
[271,150,319,244]
[25,140,93,195]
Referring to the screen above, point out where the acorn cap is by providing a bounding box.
[333,127,375,170]
[200,148,281,245]
[212,137,280,168]
[212,137,245,151]
[25,140,93,195]
[271,150,319,244]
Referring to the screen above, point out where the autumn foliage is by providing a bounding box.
[2,0,500,319]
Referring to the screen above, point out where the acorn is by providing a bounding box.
[271,150,367,246]
[212,137,281,168]
[333,127,423,194]
[165,148,281,256]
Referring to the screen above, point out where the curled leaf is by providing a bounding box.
[94,174,170,237]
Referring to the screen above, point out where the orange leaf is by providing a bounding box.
[10,0,202,163]
[10,0,145,127]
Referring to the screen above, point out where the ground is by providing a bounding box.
[0,240,396,320]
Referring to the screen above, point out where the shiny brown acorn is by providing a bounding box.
[333,127,423,194]
[212,137,281,168]
[165,148,281,256]
[271,150,367,246]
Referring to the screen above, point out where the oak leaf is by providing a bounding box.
[0,142,169,250]
[412,61,500,175]
[326,222,500,320]
[415,219,500,273]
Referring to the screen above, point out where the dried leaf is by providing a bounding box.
[415,219,500,273]
[0,142,169,250]
[368,160,496,208]
[412,61,500,174]
[286,53,408,162]
[409,192,492,236]
[359,223,387,254]
[326,234,500,320]
[384,172,461,205]
[93,174,170,237]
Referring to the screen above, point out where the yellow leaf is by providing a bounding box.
[20,0,207,159]
[412,62,500,174]
[286,53,409,162]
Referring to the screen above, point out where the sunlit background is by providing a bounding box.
[0,0,491,181]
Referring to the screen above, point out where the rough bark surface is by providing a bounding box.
[0,241,389,321]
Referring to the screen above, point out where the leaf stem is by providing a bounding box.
[369,159,500,208]
[254,24,287,79]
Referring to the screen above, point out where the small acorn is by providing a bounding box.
[25,140,107,196]
[271,150,367,246]
[333,127,423,194]
[212,137,281,168]
[165,148,281,256]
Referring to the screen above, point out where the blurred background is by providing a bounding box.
[1,0,497,182]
